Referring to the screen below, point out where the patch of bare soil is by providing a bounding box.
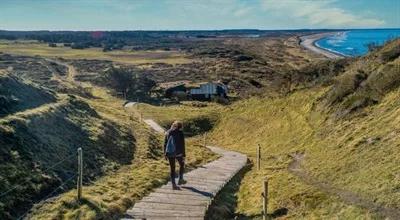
[288,153,400,219]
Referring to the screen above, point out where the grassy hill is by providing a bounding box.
[206,39,400,219]
[0,72,135,219]
[1,33,398,219]
[111,38,399,219]
[0,54,216,219]
[0,73,56,116]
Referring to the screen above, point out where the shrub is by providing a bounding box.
[380,43,400,62]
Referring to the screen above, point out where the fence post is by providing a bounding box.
[136,98,139,112]
[262,177,268,220]
[257,144,261,170]
[77,148,83,202]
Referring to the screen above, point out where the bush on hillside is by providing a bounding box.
[380,42,400,62]
[0,95,19,116]
[320,39,400,118]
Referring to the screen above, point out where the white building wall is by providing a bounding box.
[190,83,217,95]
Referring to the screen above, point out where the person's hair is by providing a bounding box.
[171,120,183,130]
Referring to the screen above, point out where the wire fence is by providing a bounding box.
[2,147,118,219]
[17,174,77,220]
[0,153,77,198]
[0,150,80,219]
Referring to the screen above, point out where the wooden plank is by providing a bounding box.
[154,188,212,196]
[123,217,203,220]
[141,197,209,206]
[128,208,204,217]
[186,169,234,176]
[145,192,210,201]
[163,182,221,191]
[133,202,206,212]
[161,185,220,195]
[123,145,248,220]
[176,177,226,184]
[158,186,217,196]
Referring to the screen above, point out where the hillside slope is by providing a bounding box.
[0,72,135,219]
[0,51,217,219]
[209,39,400,219]
[0,73,56,116]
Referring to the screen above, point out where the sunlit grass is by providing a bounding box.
[207,86,400,219]
[28,83,217,219]
[0,41,192,65]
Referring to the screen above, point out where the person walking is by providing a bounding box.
[164,121,186,190]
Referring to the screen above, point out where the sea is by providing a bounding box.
[315,29,400,57]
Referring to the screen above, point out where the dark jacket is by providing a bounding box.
[164,129,185,157]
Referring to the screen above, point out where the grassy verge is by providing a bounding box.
[207,86,399,219]
[138,101,222,136]
[26,80,217,219]
[135,87,398,219]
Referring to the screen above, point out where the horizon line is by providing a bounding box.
[1,27,400,32]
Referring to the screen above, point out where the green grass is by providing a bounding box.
[134,66,400,218]
[4,37,399,220]
[26,85,217,219]
[202,41,400,219]
[205,85,400,219]
[0,93,134,218]
[0,40,191,65]
[137,101,222,136]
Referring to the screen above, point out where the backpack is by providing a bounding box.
[165,135,176,156]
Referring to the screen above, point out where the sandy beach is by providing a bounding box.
[300,32,345,59]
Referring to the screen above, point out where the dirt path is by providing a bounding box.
[44,58,77,84]
[65,64,77,82]
[288,153,400,219]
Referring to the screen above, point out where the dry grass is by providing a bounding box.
[123,72,400,218]
[206,85,400,219]
[0,41,192,65]
[137,101,222,129]
[27,82,217,219]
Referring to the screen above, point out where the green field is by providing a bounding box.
[132,40,400,219]
[0,40,191,65]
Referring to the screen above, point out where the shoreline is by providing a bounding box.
[300,32,346,59]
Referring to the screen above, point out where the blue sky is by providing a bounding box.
[1,0,399,30]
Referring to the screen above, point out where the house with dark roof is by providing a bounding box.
[159,81,228,101]
[189,82,228,101]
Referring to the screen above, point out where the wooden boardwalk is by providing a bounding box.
[123,120,247,220]
[143,119,167,134]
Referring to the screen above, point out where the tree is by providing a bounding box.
[126,74,156,101]
[106,68,134,99]
[105,68,157,101]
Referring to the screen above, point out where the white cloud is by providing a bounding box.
[234,6,253,17]
[261,0,385,28]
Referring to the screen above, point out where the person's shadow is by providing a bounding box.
[180,186,213,198]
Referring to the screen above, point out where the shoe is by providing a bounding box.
[172,184,180,190]
[178,179,187,185]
